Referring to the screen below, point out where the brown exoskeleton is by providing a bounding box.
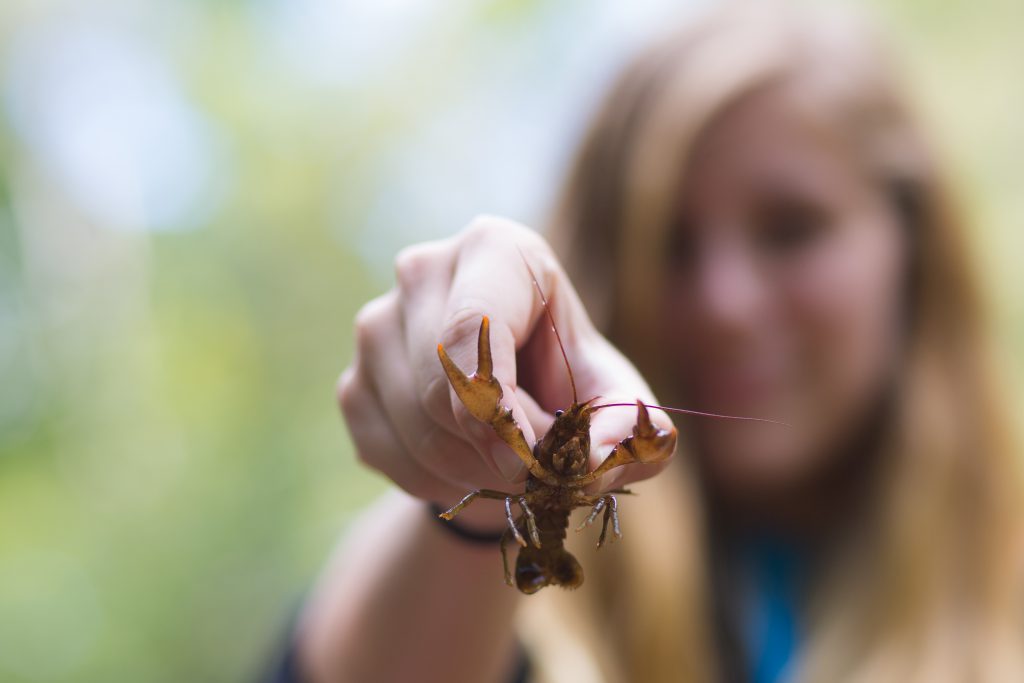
[437,263,780,594]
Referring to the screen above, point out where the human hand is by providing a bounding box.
[337,216,675,525]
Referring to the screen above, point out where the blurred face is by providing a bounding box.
[662,86,907,500]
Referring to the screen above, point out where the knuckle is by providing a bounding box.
[340,412,371,464]
[461,214,526,245]
[515,224,551,255]
[521,237,560,282]
[336,367,358,414]
[352,305,375,348]
[353,294,392,349]
[393,245,420,282]
[462,214,501,239]
[343,419,384,471]
[394,241,443,292]
[460,215,555,272]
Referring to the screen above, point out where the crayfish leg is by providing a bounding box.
[504,498,526,547]
[500,525,518,586]
[440,489,531,549]
[597,496,622,548]
[440,489,504,520]
[575,498,606,532]
[517,497,542,548]
[574,493,623,548]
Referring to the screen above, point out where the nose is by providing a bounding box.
[691,233,766,337]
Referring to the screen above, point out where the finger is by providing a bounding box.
[584,398,675,493]
[393,237,466,439]
[392,227,551,458]
[438,310,535,482]
[596,460,672,494]
[338,364,464,504]
[577,338,678,492]
[447,218,591,379]
[515,388,555,437]
[359,288,516,491]
[436,217,558,480]
[392,240,463,443]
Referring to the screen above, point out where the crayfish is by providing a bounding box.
[437,262,778,594]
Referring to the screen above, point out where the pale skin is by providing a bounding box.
[663,85,906,522]
[298,85,907,681]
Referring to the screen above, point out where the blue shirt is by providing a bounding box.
[735,537,805,683]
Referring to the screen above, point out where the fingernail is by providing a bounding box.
[492,443,525,480]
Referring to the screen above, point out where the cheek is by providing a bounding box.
[784,219,905,456]
[658,216,905,493]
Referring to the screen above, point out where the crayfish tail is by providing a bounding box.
[514,546,584,594]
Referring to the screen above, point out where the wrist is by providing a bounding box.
[427,502,507,544]
[425,491,509,544]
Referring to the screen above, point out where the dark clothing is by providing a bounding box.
[259,623,531,683]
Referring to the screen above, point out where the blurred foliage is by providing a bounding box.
[0,0,1020,681]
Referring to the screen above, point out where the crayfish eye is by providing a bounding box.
[554,409,564,417]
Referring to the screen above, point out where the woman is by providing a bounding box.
[296,4,1024,682]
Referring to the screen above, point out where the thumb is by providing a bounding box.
[586,396,677,492]
[574,337,677,491]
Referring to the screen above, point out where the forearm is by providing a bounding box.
[296,490,520,683]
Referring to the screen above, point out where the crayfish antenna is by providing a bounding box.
[518,249,578,406]
[590,401,790,427]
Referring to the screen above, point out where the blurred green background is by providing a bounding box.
[0,0,1020,681]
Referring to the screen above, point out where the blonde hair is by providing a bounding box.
[522,3,1024,681]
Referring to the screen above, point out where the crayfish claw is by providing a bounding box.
[628,401,677,464]
[436,317,503,424]
[438,317,557,483]
[568,400,678,488]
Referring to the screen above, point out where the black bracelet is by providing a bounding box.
[427,502,506,545]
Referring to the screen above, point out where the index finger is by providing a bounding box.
[435,217,556,479]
